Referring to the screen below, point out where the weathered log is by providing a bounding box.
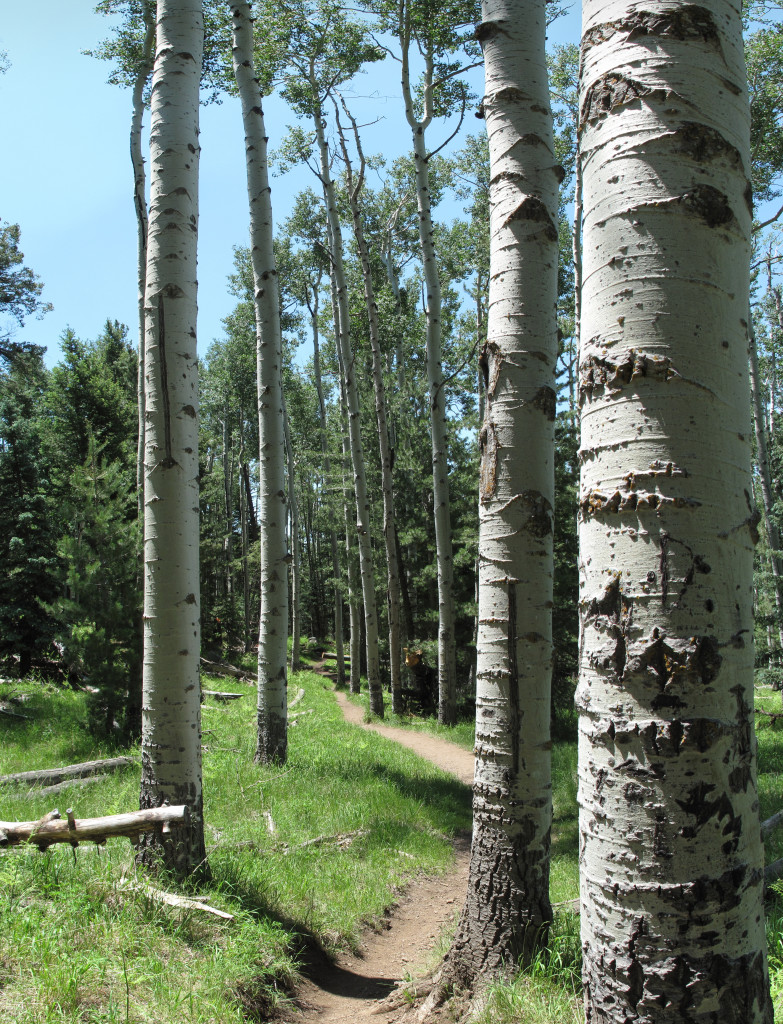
[200,658,253,682]
[0,756,137,788]
[289,687,305,709]
[201,690,244,702]
[765,857,783,890]
[34,775,109,798]
[0,707,32,720]
[121,880,234,920]
[762,807,783,838]
[0,804,189,849]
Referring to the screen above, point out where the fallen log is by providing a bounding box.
[121,880,234,921]
[762,807,783,838]
[34,775,108,798]
[200,658,253,683]
[0,804,189,849]
[202,690,244,702]
[289,687,305,710]
[0,756,137,788]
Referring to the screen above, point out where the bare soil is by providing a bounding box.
[281,681,474,1024]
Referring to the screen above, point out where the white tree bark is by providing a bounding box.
[400,32,458,725]
[138,0,206,877]
[230,0,288,763]
[310,288,346,687]
[316,107,383,716]
[132,1,155,508]
[578,0,772,1018]
[447,0,557,981]
[336,101,404,715]
[283,392,302,673]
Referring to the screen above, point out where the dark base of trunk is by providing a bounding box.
[136,787,209,881]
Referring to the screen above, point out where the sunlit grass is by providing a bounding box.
[0,671,470,1022]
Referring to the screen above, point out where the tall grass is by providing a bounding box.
[0,672,470,1023]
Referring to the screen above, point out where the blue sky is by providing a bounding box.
[0,2,580,368]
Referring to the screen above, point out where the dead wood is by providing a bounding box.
[0,804,189,849]
[289,687,305,709]
[762,808,783,838]
[0,756,137,788]
[200,658,253,683]
[0,707,32,720]
[202,689,244,702]
[120,879,234,921]
[34,775,109,798]
[755,707,783,724]
[766,857,783,890]
[282,829,368,854]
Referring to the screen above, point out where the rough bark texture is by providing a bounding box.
[447,0,557,983]
[578,0,772,1019]
[230,0,288,763]
[138,0,206,878]
[400,30,458,725]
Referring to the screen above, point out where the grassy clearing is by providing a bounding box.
[1,674,782,1023]
[0,671,470,1023]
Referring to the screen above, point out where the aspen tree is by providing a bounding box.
[578,0,772,1017]
[440,0,559,989]
[229,0,288,763]
[138,0,206,876]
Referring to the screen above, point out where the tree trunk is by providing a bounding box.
[749,315,783,675]
[578,0,772,1017]
[310,284,345,686]
[138,0,206,878]
[316,107,383,717]
[230,0,288,763]
[447,0,557,983]
[283,392,302,673]
[400,35,457,725]
[336,100,404,715]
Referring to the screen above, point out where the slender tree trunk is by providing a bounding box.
[138,0,206,878]
[230,0,287,763]
[132,0,155,509]
[310,291,345,686]
[400,33,457,725]
[446,0,557,984]
[577,0,772,1017]
[222,406,234,606]
[316,105,383,716]
[749,315,783,674]
[283,393,301,673]
[336,101,403,715]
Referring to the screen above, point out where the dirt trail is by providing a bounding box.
[283,684,474,1024]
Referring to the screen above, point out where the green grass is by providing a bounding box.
[0,671,470,1023]
[2,675,782,1023]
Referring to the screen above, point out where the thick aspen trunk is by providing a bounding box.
[138,0,206,878]
[230,0,288,763]
[336,104,404,715]
[401,41,458,726]
[317,111,383,716]
[447,0,557,983]
[578,0,772,1018]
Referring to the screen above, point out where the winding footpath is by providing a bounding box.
[281,687,474,1024]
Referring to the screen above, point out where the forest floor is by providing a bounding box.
[285,665,474,1024]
